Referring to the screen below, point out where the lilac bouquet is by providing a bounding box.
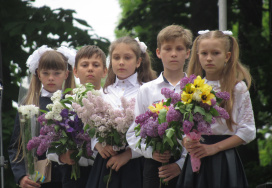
[72,91,135,152]
[167,74,230,172]
[134,99,183,186]
[27,84,95,180]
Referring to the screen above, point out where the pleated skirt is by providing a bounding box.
[85,151,144,188]
[176,135,249,188]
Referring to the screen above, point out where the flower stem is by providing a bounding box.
[106,168,112,188]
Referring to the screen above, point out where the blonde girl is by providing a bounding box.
[177,30,256,188]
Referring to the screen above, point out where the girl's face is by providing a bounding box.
[38,69,69,93]
[73,55,107,89]
[111,43,141,80]
[198,38,231,80]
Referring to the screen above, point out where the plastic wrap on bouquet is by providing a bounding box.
[186,131,202,172]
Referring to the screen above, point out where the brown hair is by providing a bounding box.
[104,36,156,92]
[157,25,193,50]
[187,30,252,131]
[75,45,106,69]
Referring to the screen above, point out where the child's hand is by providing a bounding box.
[19,176,41,188]
[183,137,199,151]
[59,150,75,165]
[158,163,181,182]
[152,150,171,163]
[106,149,132,171]
[95,143,117,159]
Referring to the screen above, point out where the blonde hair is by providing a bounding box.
[187,30,252,131]
[104,36,156,92]
[157,25,193,50]
[75,45,107,69]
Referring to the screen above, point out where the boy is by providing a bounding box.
[126,25,193,187]
[47,45,107,187]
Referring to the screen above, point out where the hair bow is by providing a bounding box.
[135,37,147,53]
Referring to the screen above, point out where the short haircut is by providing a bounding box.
[157,25,193,50]
[75,45,106,69]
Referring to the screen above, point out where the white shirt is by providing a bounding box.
[205,80,256,143]
[91,73,142,158]
[126,72,187,170]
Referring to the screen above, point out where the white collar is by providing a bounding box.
[113,72,139,87]
[154,72,187,85]
[40,88,55,97]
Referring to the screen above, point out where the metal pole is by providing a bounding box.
[0,84,3,188]
[218,0,227,30]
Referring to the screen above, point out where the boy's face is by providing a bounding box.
[73,55,107,89]
[156,38,190,73]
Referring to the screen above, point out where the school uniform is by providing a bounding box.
[8,88,62,187]
[86,73,144,188]
[176,80,256,188]
[126,72,187,188]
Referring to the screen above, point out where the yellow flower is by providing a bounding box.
[181,91,193,104]
[200,86,215,105]
[148,101,168,114]
[193,76,205,89]
[184,83,196,94]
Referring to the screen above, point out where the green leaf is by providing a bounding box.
[164,98,171,106]
[88,127,96,138]
[39,109,47,113]
[63,88,73,94]
[134,124,141,136]
[210,107,220,116]
[113,130,120,145]
[158,108,167,124]
[60,137,68,145]
[156,142,162,152]
[54,125,60,132]
[194,106,206,115]
[62,130,68,137]
[204,112,213,123]
[166,128,175,139]
[136,139,142,149]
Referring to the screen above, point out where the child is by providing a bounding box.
[47,45,108,187]
[126,25,193,188]
[176,30,256,188]
[8,45,76,188]
[86,36,156,188]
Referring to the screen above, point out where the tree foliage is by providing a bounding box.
[116,0,272,187]
[0,0,110,187]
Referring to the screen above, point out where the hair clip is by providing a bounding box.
[198,30,210,35]
[135,37,147,53]
[222,30,233,36]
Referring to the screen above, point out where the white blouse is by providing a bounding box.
[126,72,187,170]
[205,80,256,143]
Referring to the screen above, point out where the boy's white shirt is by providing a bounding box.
[91,73,142,158]
[45,87,100,166]
[126,72,187,170]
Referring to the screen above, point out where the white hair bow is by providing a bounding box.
[135,37,147,53]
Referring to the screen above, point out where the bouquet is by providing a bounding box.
[172,75,230,172]
[134,99,183,186]
[72,90,135,187]
[18,104,45,183]
[27,84,95,180]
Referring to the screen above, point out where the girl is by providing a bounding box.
[177,30,256,188]
[8,45,76,188]
[86,36,156,188]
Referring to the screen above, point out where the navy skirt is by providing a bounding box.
[176,135,249,188]
[85,150,144,188]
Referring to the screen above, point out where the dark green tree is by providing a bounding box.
[0,0,110,187]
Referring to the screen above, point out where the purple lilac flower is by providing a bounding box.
[183,120,194,134]
[86,142,93,157]
[166,106,182,122]
[211,98,216,106]
[161,88,174,99]
[60,109,69,120]
[197,121,211,135]
[170,93,181,104]
[38,113,47,125]
[188,74,197,83]
[216,91,230,100]
[27,137,41,151]
[200,102,211,111]
[145,118,159,137]
[214,106,230,119]
[140,124,147,138]
[158,122,168,137]
[193,112,203,122]
[37,137,51,156]
[40,125,55,135]
[135,111,157,125]
[180,77,189,90]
